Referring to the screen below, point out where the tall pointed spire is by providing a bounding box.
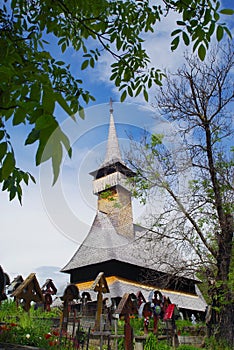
[102,99,122,166]
[89,99,135,238]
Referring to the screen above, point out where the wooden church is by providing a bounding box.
[61,104,207,319]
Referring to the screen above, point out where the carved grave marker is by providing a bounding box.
[115,293,138,350]
[41,278,57,311]
[12,273,44,312]
[91,272,109,331]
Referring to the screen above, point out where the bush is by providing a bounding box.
[205,336,233,350]
[178,345,201,350]
[144,333,171,350]
[0,300,64,349]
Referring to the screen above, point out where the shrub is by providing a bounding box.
[144,333,171,350]
[178,345,201,350]
[205,336,233,350]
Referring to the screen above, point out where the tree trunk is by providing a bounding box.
[208,215,234,347]
[217,295,234,347]
[214,211,234,347]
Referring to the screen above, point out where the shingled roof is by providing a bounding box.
[76,276,207,312]
[61,210,197,281]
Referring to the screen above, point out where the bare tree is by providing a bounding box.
[128,43,234,346]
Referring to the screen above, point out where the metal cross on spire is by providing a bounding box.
[109,97,114,114]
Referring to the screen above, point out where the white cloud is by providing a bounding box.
[0,185,77,281]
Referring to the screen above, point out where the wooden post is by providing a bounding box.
[163,303,179,348]
[124,313,133,350]
[96,290,103,331]
[114,318,118,350]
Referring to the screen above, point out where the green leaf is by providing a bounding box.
[198,44,206,61]
[128,85,133,97]
[204,9,212,26]
[2,152,15,179]
[55,61,65,66]
[36,136,51,166]
[171,29,182,37]
[208,21,215,37]
[0,142,7,161]
[42,86,55,114]
[29,173,36,184]
[143,89,148,102]
[120,90,127,102]
[35,119,60,166]
[52,141,62,185]
[214,12,220,21]
[13,108,26,126]
[148,78,152,89]
[223,26,232,39]
[61,42,66,53]
[171,36,180,51]
[81,60,89,70]
[35,115,55,130]
[116,36,122,50]
[176,21,185,26]
[216,25,224,41]
[10,188,16,201]
[23,172,29,185]
[78,108,85,120]
[0,131,4,141]
[58,37,65,46]
[90,57,95,68]
[55,93,74,117]
[220,9,234,15]
[110,72,117,81]
[2,179,10,191]
[16,185,22,205]
[182,31,190,46]
[25,129,40,145]
[60,130,72,158]
[135,85,143,97]
[30,82,41,101]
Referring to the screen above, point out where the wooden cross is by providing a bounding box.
[41,279,57,311]
[61,284,79,332]
[12,273,44,312]
[115,293,138,350]
[91,272,109,331]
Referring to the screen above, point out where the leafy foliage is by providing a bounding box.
[0,0,233,202]
[144,332,171,350]
[0,300,53,348]
[178,346,201,350]
[170,0,233,60]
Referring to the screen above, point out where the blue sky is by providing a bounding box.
[1,1,233,293]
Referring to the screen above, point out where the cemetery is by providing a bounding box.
[0,267,206,350]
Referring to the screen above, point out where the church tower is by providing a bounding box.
[61,103,207,318]
[89,101,135,239]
